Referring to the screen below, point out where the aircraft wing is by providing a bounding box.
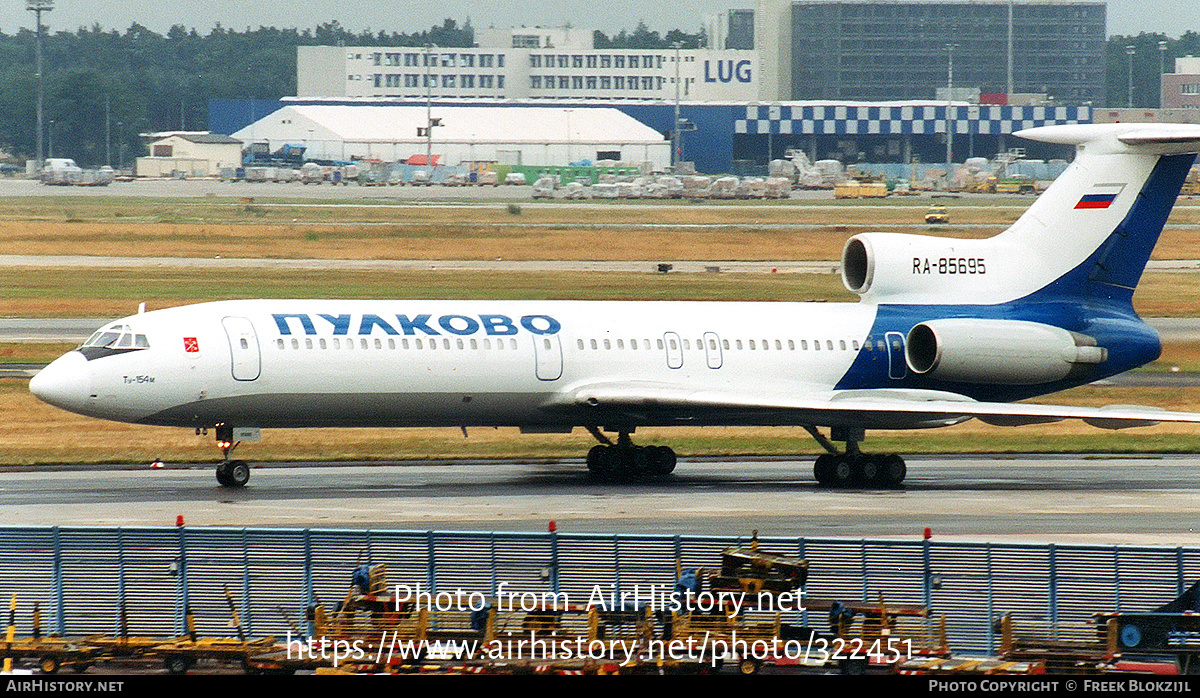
[554,382,1200,431]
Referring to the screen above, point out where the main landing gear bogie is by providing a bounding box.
[586,444,677,481]
[813,452,906,488]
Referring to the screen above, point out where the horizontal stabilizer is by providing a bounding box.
[1016,123,1200,154]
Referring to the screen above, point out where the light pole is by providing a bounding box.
[1126,45,1136,108]
[47,119,54,159]
[672,42,681,171]
[116,121,124,171]
[1006,0,1014,96]
[26,0,53,171]
[945,43,958,183]
[1159,40,1169,108]
[424,44,436,176]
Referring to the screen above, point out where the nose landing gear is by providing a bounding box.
[213,424,250,488]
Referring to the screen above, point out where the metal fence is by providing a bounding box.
[0,526,1195,655]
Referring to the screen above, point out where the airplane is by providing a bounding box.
[28,122,1200,489]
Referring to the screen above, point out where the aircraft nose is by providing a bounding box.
[29,351,93,414]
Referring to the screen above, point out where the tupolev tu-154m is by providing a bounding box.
[28,123,1200,488]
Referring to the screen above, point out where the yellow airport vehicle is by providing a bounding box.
[925,204,950,224]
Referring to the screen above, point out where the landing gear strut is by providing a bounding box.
[213,424,250,488]
[584,427,676,482]
[805,426,906,488]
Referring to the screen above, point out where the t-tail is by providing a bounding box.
[840,123,1200,308]
[836,123,1200,400]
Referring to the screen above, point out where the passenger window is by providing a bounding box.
[604,339,611,350]
[577,339,585,350]
[544,338,551,349]
[362,339,370,350]
[631,339,638,350]
[509,339,517,349]
[788,340,795,350]
[416,339,423,349]
[389,339,396,349]
[775,340,782,350]
[839,340,846,350]
[683,340,690,350]
[617,339,624,350]
[304,338,312,349]
[470,339,477,349]
[736,340,743,350]
[749,340,756,350]
[657,339,664,350]
[801,340,808,350]
[276,339,284,349]
[827,340,834,350]
[375,338,383,349]
[320,338,327,349]
[590,339,598,350]
[456,339,464,349]
[443,339,451,349]
[483,339,491,349]
[333,338,341,349]
[852,340,859,350]
[722,340,729,350]
[291,338,299,349]
[814,340,820,351]
[402,339,410,349]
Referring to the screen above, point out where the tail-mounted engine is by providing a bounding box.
[842,233,1030,305]
[905,319,1107,385]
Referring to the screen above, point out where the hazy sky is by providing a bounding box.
[0,1,1194,39]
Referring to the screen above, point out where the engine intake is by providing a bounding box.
[905,320,1107,385]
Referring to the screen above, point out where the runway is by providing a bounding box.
[2,455,1198,545]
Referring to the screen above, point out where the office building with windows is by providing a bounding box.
[754,0,1105,104]
[298,38,758,103]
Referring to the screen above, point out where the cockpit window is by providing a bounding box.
[79,324,150,359]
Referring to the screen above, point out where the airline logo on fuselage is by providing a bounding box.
[271,312,561,337]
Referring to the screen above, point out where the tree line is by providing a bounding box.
[0,19,1194,167]
[1106,32,1200,109]
[0,19,476,166]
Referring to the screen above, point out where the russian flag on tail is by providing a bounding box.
[1075,183,1126,210]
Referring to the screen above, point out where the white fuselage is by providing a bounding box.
[33,299,883,430]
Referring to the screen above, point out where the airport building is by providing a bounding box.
[755,0,1106,104]
[1162,56,1200,110]
[297,27,758,102]
[218,4,1104,174]
[215,97,1086,175]
[229,103,672,169]
[135,132,243,178]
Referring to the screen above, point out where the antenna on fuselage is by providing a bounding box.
[138,302,146,314]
